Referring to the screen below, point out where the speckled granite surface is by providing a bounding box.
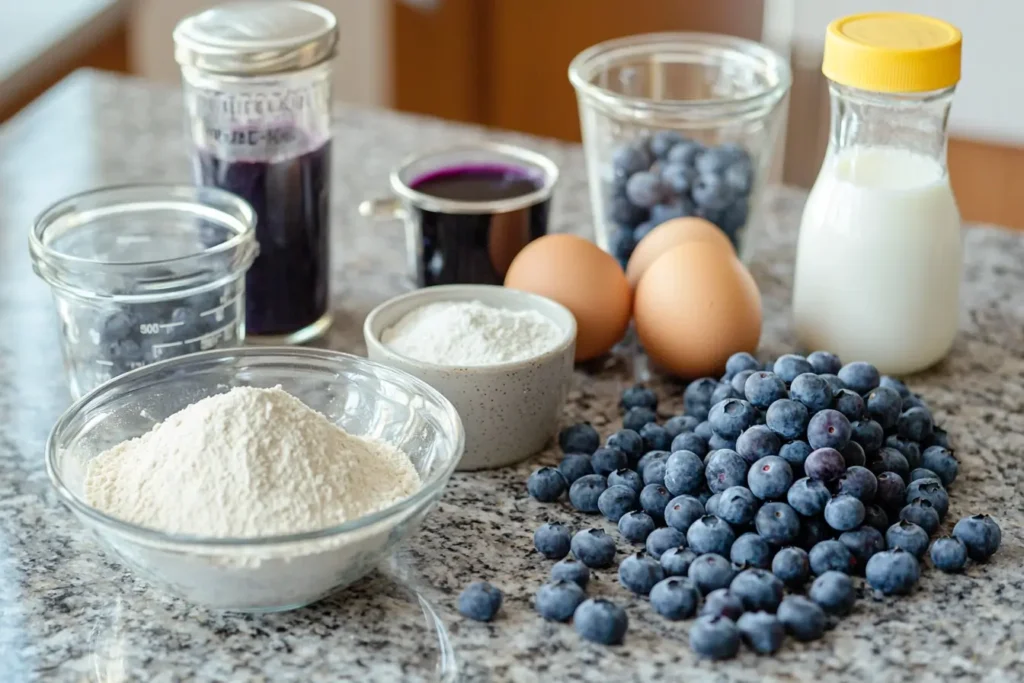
[1,70,1023,682]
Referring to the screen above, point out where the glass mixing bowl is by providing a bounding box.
[569,32,791,264]
[45,347,465,613]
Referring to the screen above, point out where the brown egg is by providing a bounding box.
[626,217,735,288]
[505,234,631,361]
[634,241,761,378]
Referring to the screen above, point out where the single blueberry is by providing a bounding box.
[606,429,644,464]
[709,433,738,452]
[535,580,586,622]
[687,515,736,556]
[725,351,761,379]
[832,389,865,422]
[899,499,940,536]
[737,611,784,655]
[610,227,636,265]
[558,453,594,484]
[612,143,652,179]
[824,494,866,532]
[696,145,737,175]
[618,552,666,595]
[819,374,845,397]
[639,483,672,522]
[625,171,665,208]
[839,526,885,569]
[777,596,826,642]
[598,485,638,522]
[617,510,657,544]
[807,350,842,375]
[804,448,846,483]
[869,447,910,482]
[771,546,810,585]
[705,492,722,516]
[809,539,855,575]
[730,369,757,395]
[902,394,929,412]
[458,581,503,621]
[710,382,741,407]
[953,514,1001,561]
[568,474,607,513]
[650,130,685,159]
[684,378,720,419]
[650,577,700,620]
[798,516,832,551]
[639,423,672,454]
[736,425,782,465]
[709,398,759,440]
[700,588,745,620]
[534,522,572,559]
[623,407,658,432]
[786,477,831,517]
[573,598,628,645]
[660,546,698,577]
[886,435,922,470]
[886,520,930,558]
[591,447,628,477]
[807,410,852,451]
[571,528,617,568]
[909,468,941,485]
[755,502,801,547]
[744,372,788,409]
[646,526,686,560]
[664,450,705,496]
[790,373,833,413]
[637,450,668,478]
[926,426,951,449]
[730,532,773,570]
[723,161,754,196]
[773,355,813,384]
[607,467,643,494]
[688,554,739,595]
[838,361,880,395]
[748,456,794,500]
[705,449,749,493]
[609,194,648,227]
[527,467,567,502]
[863,504,890,532]
[716,486,758,526]
[897,406,934,443]
[865,386,903,430]
[874,472,907,513]
[551,557,590,588]
[930,536,968,573]
[836,465,878,502]
[841,441,867,468]
[921,446,958,487]
[905,480,949,519]
[620,384,658,412]
[779,440,813,472]
[663,414,701,439]
[765,398,809,441]
[670,431,708,458]
[865,548,920,595]
[689,615,741,660]
[659,163,697,195]
[730,568,784,612]
[809,571,856,616]
[695,420,715,442]
[667,140,704,166]
[879,375,910,398]
[558,422,599,454]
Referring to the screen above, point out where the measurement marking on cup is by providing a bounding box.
[185,322,236,349]
[200,292,242,317]
[151,340,185,351]
[95,360,114,367]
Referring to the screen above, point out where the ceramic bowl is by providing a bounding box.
[364,285,576,470]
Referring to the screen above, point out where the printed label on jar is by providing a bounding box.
[185,76,331,163]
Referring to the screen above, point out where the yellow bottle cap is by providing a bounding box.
[823,12,962,93]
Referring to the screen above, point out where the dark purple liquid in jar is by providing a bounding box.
[194,143,331,336]
[410,164,549,287]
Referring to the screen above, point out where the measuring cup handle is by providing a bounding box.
[358,197,406,221]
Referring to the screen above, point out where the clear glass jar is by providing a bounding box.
[569,33,791,265]
[174,1,338,344]
[29,185,258,399]
[792,14,963,375]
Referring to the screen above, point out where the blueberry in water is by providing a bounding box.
[786,477,830,517]
[664,450,705,496]
[841,441,867,468]
[777,596,826,642]
[869,447,910,482]
[659,162,696,195]
[709,398,758,440]
[667,140,703,166]
[690,615,741,660]
[839,526,886,569]
[772,546,810,585]
[807,350,842,375]
[623,407,657,432]
[598,485,638,522]
[819,374,845,397]
[625,171,665,209]
[953,514,1001,561]
[705,449,748,493]
[610,194,648,226]
[650,577,700,620]
[559,422,599,454]
[632,220,656,244]
[527,467,566,502]
[687,515,736,556]
[804,447,846,483]
[660,547,698,577]
[723,161,754,196]
[921,446,958,487]
[664,495,707,532]
[755,502,801,546]
[458,581,503,621]
[535,580,586,622]
[568,474,607,513]
[744,372,788,409]
[684,378,720,419]
[807,410,852,451]
[779,440,813,472]
[573,598,628,645]
[824,494,866,532]
[700,588,744,621]
[772,355,813,384]
[608,468,643,494]
[897,406,934,443]
[736,426,781,464]
[886,520,929,558]
[874,472,907,513]
[836,465,878,502]
[710,382,741,406]
[879,375,910,397]
[558,454,594,485]
[886,435,922,470]
[905,480,949,519]
[899,500,941,536]
[730,532,773,570]
[865,548,920,595]
[838,361,880,394]
[809,571,856,616]
[689,554,738,595]
[618,552,665,595]
[639,483,672,522]
[534,522,572,559]
[591,447,628,477]
[617,510,656,544]
[832,389,865,422]
[664,414,701,438]
[748,456,793,500]
[612,143,652,179]
[571,528,617,568]
[809,540,855,575]
[737,611,784,655]
[620,384,658,412]
[646,527,686,560]
[716,486,758,525]
[765,399,809,441]
[790,373,832,413]
[670,431,708,458]
[551,558,590,588]
[606,429,644,464]
[865,386,903,430]
[863,504,890,532]
[850,419,885,454]
[650,130,684,159]
[930,536,968,573]
[610,226,637,265]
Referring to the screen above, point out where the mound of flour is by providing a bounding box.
[84,386,422,538]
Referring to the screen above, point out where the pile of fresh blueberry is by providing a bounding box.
[605,132,755,266]
[459,350,1003,659]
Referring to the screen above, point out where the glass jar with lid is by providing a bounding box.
[792,13,963,375]
[174,0,338,344]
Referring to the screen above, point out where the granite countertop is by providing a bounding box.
[2,70,1023,683]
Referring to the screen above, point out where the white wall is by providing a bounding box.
[774,0,1024,146]
[128,0,392,107]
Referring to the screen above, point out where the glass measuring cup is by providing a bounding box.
[29,185,259,399]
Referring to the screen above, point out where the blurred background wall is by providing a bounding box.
[1,0,1021,227]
